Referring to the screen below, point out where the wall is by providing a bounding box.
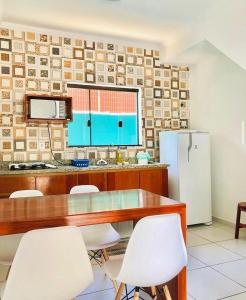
[0,25,189,163]
[188,41,246,223]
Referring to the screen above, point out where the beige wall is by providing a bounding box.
[189,41,246,223]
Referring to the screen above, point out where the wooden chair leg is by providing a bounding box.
[115,283,125,300]
[133,289,140,300]
[102,249,109,261]
[151,286,157,299]
[102,249,118,291]
[235,205,241,239]
[112,280,118,292]
[163,285,172,300]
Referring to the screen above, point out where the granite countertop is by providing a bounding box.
[0,163,168,176]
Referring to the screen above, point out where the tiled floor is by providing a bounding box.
[1,221,246,299]
[76,221,246,300]
[187,222,246,300]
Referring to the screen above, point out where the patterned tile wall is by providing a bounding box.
[0,27,190,162]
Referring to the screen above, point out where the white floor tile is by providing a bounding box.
[81,265,113,295]
[188,244,242,266]
[187,232,212,247]
[192,227,234,242]
[222,292,246,299]
[188,267,245,300]
[211,221,234,230]
[188,254,207,270]
[213,259,246,287]
[139,290,153,300]
[187,224,206,232]
[77,288,115,300]
[77,287,154,300]
[217,239,246,257]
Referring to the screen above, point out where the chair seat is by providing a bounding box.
[0,234,23,266]
[80,223,120,251]
[103,256,123,280]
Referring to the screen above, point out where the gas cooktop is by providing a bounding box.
[9,162,57,171]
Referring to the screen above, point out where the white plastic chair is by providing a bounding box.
[70,185,120,252]
[103,214,187,300]
[0,226,93,300]
[70,185,120,290]
[0,190,44,266]
[9,190,43,199]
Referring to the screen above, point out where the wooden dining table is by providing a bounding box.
[0,188,186,300]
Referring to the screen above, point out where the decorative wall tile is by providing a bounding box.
[1,90,12,100]
[13,152,27,161]
[0,77,12,89]
[73,48,84,60]
[25,42,36,53]
[0,38,12,51]
[2,152,13,161]
[25,32,36,42]
[0,26,189,162]
[50,36,62,45]
[12,40,25,53]
[27,152,40,161]
[0,51,11,63]
[85,41,95,50]
[0,28,10,37]
[85,50,95,61]
[1,140,13,151]
[0,65,11,76]
[85,72,95,83]
[12,65,25,78]
[14,140,26,151]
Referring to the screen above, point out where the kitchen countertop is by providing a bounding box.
[0,163,168,176]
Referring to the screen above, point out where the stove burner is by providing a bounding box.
[9,162,57,171]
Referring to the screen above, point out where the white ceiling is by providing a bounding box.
[1,0,213,47]
[1,0,246,69]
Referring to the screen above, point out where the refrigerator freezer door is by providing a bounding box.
[178,133,212,225]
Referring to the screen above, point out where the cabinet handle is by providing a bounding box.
[118,121,123,127]
[87,120,91,127]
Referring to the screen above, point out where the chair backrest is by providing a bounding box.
[116,214,187,287]
[2,226,93,300]
[9,190,43,198]
[70,185,99,194]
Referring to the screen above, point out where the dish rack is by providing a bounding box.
[71,159,90,168]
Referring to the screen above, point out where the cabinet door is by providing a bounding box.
[36,174,78,195]
[139,168,168,196]
[0,176,36,198]
[78,172,107,191]
[107,170,139,191]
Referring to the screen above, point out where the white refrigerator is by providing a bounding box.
[160,130,212,225]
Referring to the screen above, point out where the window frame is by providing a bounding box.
[67,82,142,147]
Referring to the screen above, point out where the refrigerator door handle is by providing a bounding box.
[188,133,192,162]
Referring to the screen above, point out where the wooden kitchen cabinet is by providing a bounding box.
[78,172,107,191]
[107,170,139,191]
[0,166,168,198]
[35,174,78,195]
[0,176,36,198]
[139,168,168,196]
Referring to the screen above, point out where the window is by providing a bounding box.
[67,84,142,146]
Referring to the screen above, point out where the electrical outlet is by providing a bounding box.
[39,141,45,151]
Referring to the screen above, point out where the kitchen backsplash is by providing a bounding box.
[0,27,190,162]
